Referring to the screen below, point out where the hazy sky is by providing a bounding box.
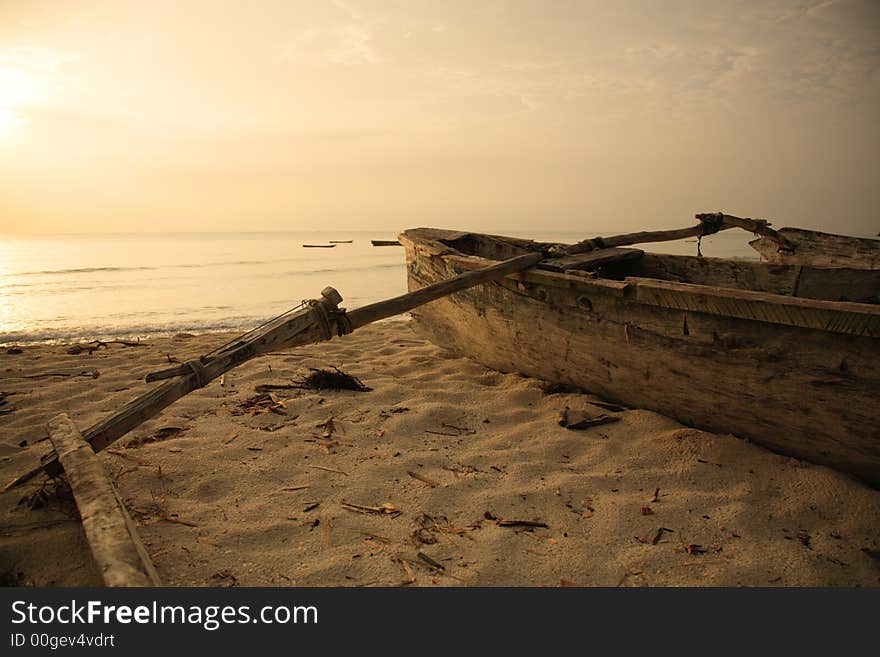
[0,0,878,235]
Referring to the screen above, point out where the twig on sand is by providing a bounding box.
[308,465,348,476]
[497,519,549,528]
[417,551,445,571]
[254,383,301,393]
[392,556,417,586]
[18,370,100,380]
[425,422,475,437]
[67,339,146,355]
[407,471,440,487]
[341,501,401,518]
[651,527,675,545]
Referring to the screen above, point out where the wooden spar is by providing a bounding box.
[558,213,795,256]
[346,252,543,330]
[5,253,543,490]
[47,414,162,587]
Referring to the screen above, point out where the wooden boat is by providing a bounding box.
[400,219,880,485]
[330,240,353,244]
[372,239,402,246]
[303,244,336,248]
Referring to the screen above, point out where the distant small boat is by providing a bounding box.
[330,240,353,244]
[302,244,336,248]
[371,240,402,246]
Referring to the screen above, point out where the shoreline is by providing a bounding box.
[0,315,411,348]
[1,320,878,586]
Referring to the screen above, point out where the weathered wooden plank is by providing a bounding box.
[537,247,644,273]
[611,254,800,296]
[750,227,880,269]
[621,255,880,304]
[47,414,161,587]
[795,267,880,304]
[624,277,880,337]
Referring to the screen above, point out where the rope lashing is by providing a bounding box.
[184,359,209,388]
[698,212,725,236]
[336,310,352,336]
[307,299,334,341]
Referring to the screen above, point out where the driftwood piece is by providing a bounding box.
[46,413,161,587]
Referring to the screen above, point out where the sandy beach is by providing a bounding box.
[1,320,878,587]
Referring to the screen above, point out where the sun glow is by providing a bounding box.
[0,54,56,140]
[0,107,21,139]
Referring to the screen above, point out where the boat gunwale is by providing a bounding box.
[399,227,880,336]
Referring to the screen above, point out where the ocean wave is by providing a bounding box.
[5,256,403,278]
[272,262,405,277]
[0,283,139,295]
[11,265,156,276]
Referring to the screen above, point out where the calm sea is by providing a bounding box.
[0,228,759,345]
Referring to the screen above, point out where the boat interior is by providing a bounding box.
[423,230,880,306]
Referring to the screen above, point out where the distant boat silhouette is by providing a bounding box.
[329,240,353,243]
[302,244,336,248]
[371,240,401,246]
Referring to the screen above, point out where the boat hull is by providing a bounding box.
[401,229,880,485]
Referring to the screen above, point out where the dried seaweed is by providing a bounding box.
[291,367,372,392]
